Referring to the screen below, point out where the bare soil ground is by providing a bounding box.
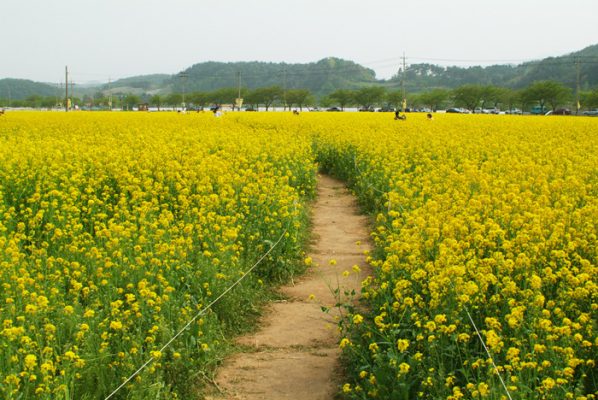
[206,174,372,400]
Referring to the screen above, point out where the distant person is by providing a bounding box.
[394,110,406,120]
[427,113,433,120]
[293,109,300,115]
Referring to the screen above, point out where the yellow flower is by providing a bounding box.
[398,362,410,374]
[396,339,410,352]
[24,354,37,370]
[109,320,123,330]
[150,350,162,359]
[352,314,364,324]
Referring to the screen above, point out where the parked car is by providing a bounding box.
[326,107,342,112]
[505,108,522,114]
[546,108,571,116]
[377,106,395,112]
[530,105,548,115]
[243,106,257,111]
[582,109,598,116]
[358,106,374,112]
[446,108,469,113]
[483,108,500,114]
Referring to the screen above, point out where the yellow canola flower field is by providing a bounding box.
[0,111,596,399]
[313,113,597,399]
[0,112,316,399]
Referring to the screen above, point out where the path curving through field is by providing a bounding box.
[206,174,372,400]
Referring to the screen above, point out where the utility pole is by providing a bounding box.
[236,71,242,111]
[179,72,188,111]
[65,66,69,112]
[401,52,407,112]
[70,81,74,110]
[283,67,287,111]
[108,77,113,111]
[575,56,581,115]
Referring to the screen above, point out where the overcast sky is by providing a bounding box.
[2,0,597,83]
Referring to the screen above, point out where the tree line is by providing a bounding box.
[326,82,598,112]
[2,81,598,112]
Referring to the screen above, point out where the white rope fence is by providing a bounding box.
[104,201,297,400]
[461,301,514,400]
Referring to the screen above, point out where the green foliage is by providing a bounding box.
[172,58,377,98]
[419,89,450,111]
[245,86,283,110]
[0,78,61,101]
[353,87,386,108]
[452,84,484,110]
[286,89,313,110]
[520,81,572,111]
[386,44,598,92]
[329,89,356,110]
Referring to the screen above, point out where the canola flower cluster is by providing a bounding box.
[1,111,596,399]
[0,112,316,399]
[314,114,597,399]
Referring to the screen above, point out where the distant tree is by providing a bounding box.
[580,89,598,110]
[353,87,386,109]
[188,92,209,109]
[480,85,510,109]
[419,89,450,111]
[407,93,425,110]
[328,89,354,110]
[209,88,238,107]
[386,90,403,109]
[520,81,571,111]
[249,86,282,111]
[452,84,483,111]
[40,96,57,108]
[500,88,520,112]
[124,94,141,110]
[164,93,183,108]
[318,96,333,108]
[92,95,109,108]
[25,95,43,108]
[286,89,312,110]
[82,94,93,107]
[243,90,260,109]
[150,95,162,111]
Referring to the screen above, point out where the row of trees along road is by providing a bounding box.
[327,82,598,112]
[2,81,598,112]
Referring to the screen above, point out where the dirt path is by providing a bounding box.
[206,174,372,400]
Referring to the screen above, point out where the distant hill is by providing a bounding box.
[1,45,597,100]
[0,78,61,101]
[167,58,379,96]
[386,44,598,92]
[102,74,171,95]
